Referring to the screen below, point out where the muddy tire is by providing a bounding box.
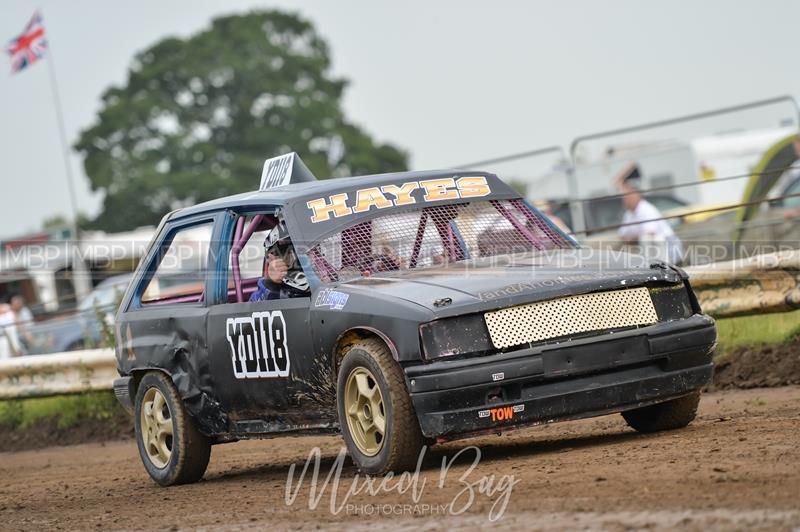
[622,391,701,433]
[337,338,424,474]
[134,372,211,486]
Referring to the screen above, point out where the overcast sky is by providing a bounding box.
[1,0,798,237]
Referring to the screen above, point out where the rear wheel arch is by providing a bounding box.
[130,368,168,393]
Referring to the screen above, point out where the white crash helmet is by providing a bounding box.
[284,270,309,292]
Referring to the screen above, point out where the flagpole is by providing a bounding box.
[43,33,91,301]
[44,49,80,236]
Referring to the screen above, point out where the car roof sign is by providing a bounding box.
[259,152,318,191]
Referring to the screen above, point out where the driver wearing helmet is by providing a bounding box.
[250,221,310,301]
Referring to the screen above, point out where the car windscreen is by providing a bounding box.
[307,199,575,282]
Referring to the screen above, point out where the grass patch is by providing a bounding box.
[0,391,123,431]
[715,309,800,356]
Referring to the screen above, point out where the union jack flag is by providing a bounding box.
[5,11,47,74]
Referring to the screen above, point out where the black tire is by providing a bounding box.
[66,340,86,351]
[134,372,211,486]
[622,391,701,433]
[336,338,424,475]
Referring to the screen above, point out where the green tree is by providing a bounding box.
[41,212,93,233]
[76,10,408,232]
[41,214,69,231]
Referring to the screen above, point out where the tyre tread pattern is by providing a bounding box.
[135,372,211,486]
[343,338,424,474]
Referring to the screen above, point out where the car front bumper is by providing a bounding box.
[405,314,716,440]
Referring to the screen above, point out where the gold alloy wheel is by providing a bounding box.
[140,387,174,469]
[344,367,386,456]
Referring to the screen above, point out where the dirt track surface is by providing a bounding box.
[1,386,799,531]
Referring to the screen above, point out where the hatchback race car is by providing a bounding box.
[113,153,716,486]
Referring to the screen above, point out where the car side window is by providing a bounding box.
[141,221,214,305]
[235,226,271,279]
[226,213,292,303]
[226,222,271,303]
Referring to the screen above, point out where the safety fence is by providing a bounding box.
[684,249,800,318]
[0,348,116,399]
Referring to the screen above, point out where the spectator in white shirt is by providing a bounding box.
[614,163,684,265]
[0,304,21,360]
[11,296,34,353]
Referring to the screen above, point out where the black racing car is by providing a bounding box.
[113,154,716,486]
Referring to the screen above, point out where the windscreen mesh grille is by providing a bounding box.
[484,287,658,349]
[308,199,574,283]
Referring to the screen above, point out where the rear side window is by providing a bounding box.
[233,225,272,280]
[141,222,214,305]
[226,213,280,303]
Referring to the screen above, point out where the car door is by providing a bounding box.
[118,214,220,429]
[205,211,329,433]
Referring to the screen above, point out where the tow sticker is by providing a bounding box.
[226,311,290,379]
[478,404,525,423]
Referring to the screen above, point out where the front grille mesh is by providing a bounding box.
[484,287,658,349]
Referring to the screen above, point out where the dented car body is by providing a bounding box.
[114,160,716,475]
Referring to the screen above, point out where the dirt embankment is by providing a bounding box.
[0,412,133,453]
[711,341,800,389]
